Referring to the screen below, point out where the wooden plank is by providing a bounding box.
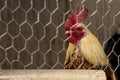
[0,70,106,80]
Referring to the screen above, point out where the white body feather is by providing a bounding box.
[80,28,108,66]
[65,23,108,67]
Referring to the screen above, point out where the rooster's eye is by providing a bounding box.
[76,27,83,31]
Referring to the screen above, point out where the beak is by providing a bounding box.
[65,30,73,35]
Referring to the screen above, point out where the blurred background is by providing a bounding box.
[0,0,119,78]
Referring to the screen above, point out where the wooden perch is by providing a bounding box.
[0,70,106,80]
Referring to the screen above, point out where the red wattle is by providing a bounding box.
[66,30,85,45]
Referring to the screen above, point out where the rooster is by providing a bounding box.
[64,5,116,80]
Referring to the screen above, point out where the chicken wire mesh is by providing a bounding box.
[0,0,119,75]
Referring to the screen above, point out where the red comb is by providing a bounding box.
[65,5,89,30]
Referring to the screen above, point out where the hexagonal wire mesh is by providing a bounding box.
[0,0,119,77]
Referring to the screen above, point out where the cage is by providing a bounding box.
[0,0,119,80]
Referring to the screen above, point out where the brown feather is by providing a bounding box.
[64,52,116,80]
[104,67,116,80]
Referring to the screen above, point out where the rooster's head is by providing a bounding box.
[65,5,89,45]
